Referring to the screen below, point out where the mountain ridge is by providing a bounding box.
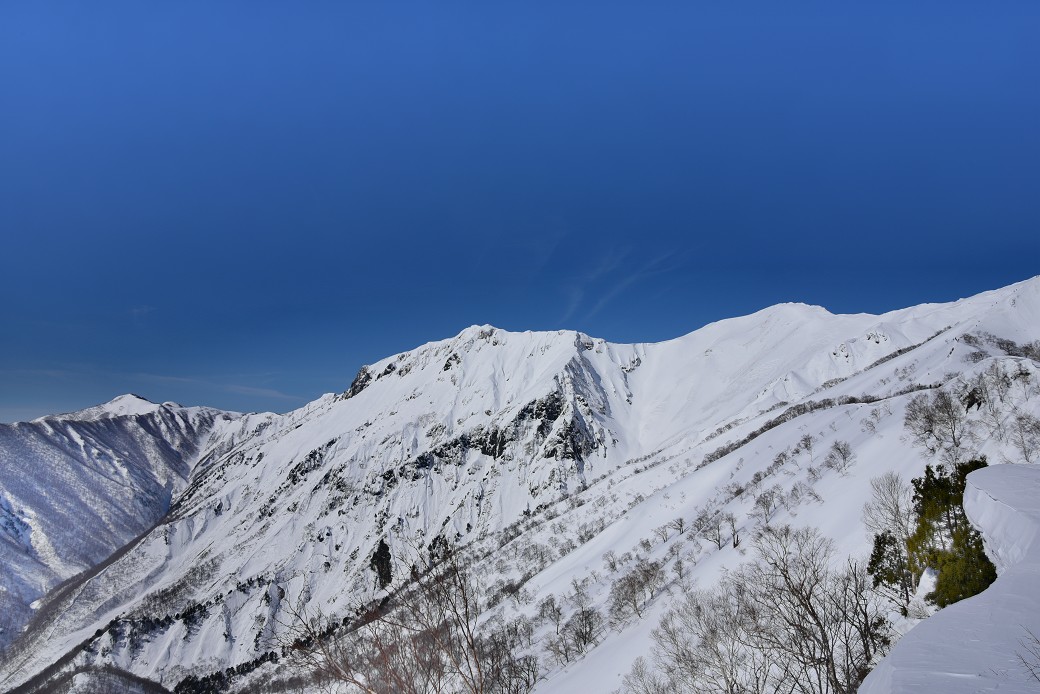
[1,276,1039,692]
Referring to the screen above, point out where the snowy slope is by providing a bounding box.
[860,464,1040,692]
[1,277,1039,692]
[0,396,243,651]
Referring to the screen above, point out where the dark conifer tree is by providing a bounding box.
[905,458,996,607]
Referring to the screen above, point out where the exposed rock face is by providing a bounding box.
[370,539,392,589]
[343,366,372,399]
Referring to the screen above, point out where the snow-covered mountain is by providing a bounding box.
[1,277,1039,693]
[0,396,250,651]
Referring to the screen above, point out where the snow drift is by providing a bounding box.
[860,464,1040,693]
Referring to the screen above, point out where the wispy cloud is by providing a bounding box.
[0,368,76,379]
[0,406,49,424]
[559,247,631,323]
[584,251,687,320]
[526,218,570,277]
[134,372,302,401]
[1,363,300,402]
[129,305,155,319]
[223,384,302,400]
[559,248,690,324]
[134,373,196,384]
[560,287,586,325]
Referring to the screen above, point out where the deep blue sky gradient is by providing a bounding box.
[2,2,1038,421]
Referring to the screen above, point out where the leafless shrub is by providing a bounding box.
[282,545,538,693]
[695,508,726,550]
[904,390,974,462]
[823,440,856,475]
[785,481,821,511]
[547,580,604,665]
[862,473,914,542]
[1008,413,1040,464]
[726,513,740,548]
[799,434,816,464]
[653,525,671,543]
[622,655,670,694]
[862,472,915,613]
[1017,627,1040,684]
[621,526,890,694]
[964,350,989,364]
[537,595,563,635]
[751,485,784,524]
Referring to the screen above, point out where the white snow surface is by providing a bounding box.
[0,276,1039,692]
[860,464,1040,693]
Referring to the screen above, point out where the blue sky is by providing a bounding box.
[1,2,1038,421]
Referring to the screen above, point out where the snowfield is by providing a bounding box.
[0,276,1038,693]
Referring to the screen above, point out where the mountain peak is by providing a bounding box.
[108,392,155,406]
[96,393,164,416]
[39,393,166,422]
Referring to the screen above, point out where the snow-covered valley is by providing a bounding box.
[2,277,1040,693]
[0,397,249,652]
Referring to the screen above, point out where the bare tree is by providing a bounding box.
[726,513,740,548]
[862,472,915,613]
[1014,364,1036,400]
[622,526,890,694]
[1008,413,1040,464]
[904,390,973,462]
[548,580,604,665]
[672,550,691,585]
[728,526,889,694]
[1018,627,1040,684]
[751,485,784,525]
[799,434,816,464]
[824,440,856,475]
[608,572,646,627]
[981,361,1013,403]
[651,588,771,694]
[786,481,822,511]
[860,407,884,435]
[862,473,914,542]
[537,595,563,635]
[653,524,671,543]
[975,368,1008,442]
[695,508,726,550]
[622,656,670,694]
[282,544,538,694]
